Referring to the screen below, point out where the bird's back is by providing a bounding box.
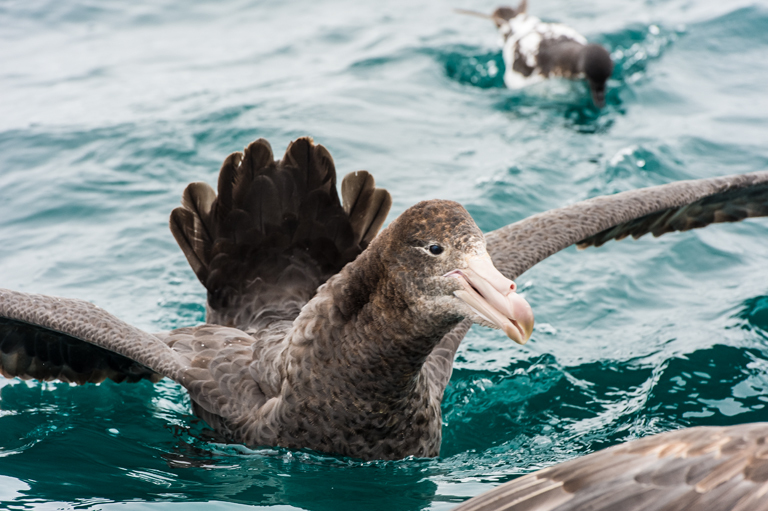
[502,14,587,88]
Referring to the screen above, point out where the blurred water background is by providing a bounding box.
[1,0,768,509]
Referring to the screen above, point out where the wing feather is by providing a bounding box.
[170,137,392,331]
[422,319,472,398]
[453,424,768,511]
[342,170,393,248]
[0,288,269,431]
[485,171,768,280]
[0,288,177,383]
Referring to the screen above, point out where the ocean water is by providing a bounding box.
[1,0,768,509]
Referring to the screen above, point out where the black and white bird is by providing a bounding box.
[457,0,614,107]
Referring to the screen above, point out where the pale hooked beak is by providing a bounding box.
[445,254,534,344]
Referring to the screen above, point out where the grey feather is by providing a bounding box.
[453,424,768,511]
[485,171,768,281]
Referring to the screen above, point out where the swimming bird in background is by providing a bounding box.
[456,0,614,106]
[1,137,767,462]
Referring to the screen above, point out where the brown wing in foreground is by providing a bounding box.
[453,423,768,511]
[0,288,175,384]
[485,171,768,280]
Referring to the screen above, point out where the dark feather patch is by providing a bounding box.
[170,137,392,331]
[0,317,159,384]
[485,171,768,281]
[342,171,393,248]
[578,181,768,248]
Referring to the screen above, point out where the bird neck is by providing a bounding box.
[286,247,458,395]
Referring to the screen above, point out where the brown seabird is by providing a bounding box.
[1,137,767,464]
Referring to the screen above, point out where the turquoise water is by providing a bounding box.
[1,0,768,509]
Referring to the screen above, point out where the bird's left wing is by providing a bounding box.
[423,319,473,398]
[485,171,768,280]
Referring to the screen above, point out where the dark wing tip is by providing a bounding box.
[341,171,392,247]
[280,137,337,197]
[363,188,393,247]
[242,138,275,175]
[169,179,217,286]
[577,177,768,249]
[487,171,768,280]
[0,309,161,385]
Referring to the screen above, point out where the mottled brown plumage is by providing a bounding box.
[0,138,767,464]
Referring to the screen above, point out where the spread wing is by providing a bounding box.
[1,137,392,438]
[170,137,391,332]
[0,288,178,384]
[485,171,768,280]
[0,288,268,431]
[453,423,768,511]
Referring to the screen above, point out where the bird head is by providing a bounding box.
[580,44,614,108]
[377,200,534,345]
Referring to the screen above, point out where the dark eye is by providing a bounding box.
[428,244,443,255]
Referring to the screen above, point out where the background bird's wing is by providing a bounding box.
[485,171,768,280]
[170,137,391,332]
[453,423,768,511]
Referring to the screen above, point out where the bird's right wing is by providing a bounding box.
[0,287,268,429]
[453,423,768,511]
[0,288,180,384]
[485,171,768,281]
